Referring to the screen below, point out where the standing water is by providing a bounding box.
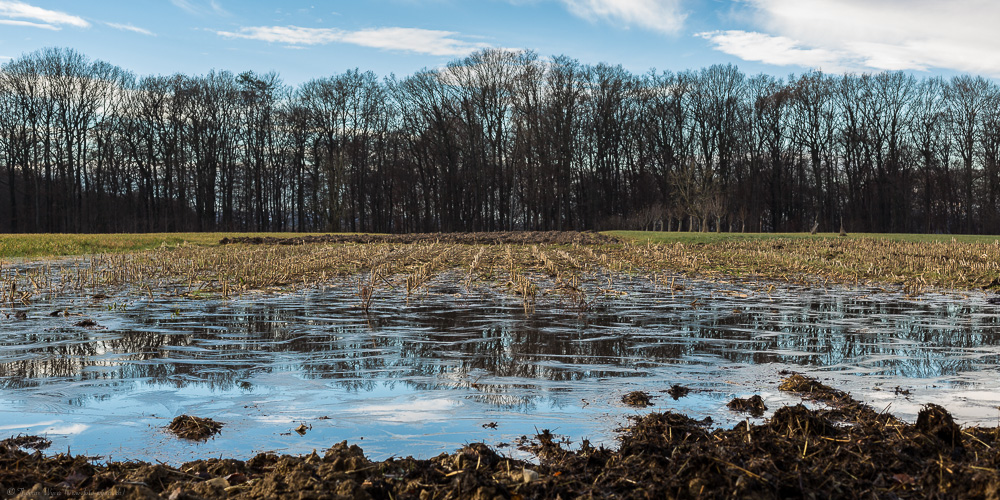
[2,269,1000,463]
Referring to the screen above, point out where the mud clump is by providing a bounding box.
[167,415,224,441]
[6,375,1000,499]
[768,404,837,437]
[727,395,767,417]
[622,390,653,407]
[1,435,51,451]
[617,412,713,456]
[778,372,834,394]
[666,384,690,399]
[73,318,104,329]
[779,371,888,425]
[220,230,621,246]
[916,403,963,447]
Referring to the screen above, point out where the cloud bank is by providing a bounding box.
[561,0,685,35]
[0,0,89,30]
[217,25,491,57]
[698,0,1000,75]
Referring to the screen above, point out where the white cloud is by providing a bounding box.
[0,419,60,431]
[217,25,491,57]
[340,28,491,56]
[0,0,88,29]
[171,0,197,14]
[106,22,155,36]
[347,398,461,423]
[708,0,1000,75]
[561,0,685,35]
[42,423,89,435]
[697,31,857,73]
[171,0,228,17]
[218,26,339,45]
[0,18,57,30]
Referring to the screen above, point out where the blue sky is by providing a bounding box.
[0,0,997,85]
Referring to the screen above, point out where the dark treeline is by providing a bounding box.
[2,47,1000,234]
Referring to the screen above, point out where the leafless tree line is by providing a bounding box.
[2,47,1000,234]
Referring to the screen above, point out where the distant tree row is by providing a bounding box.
[2,47,1000,234]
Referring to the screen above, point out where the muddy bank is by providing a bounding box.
[4,375,999,499]
[219,231,621,246]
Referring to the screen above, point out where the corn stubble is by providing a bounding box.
[3,235,999,311]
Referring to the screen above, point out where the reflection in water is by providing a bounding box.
[4,280,1000,392]
[2,273,1000,460]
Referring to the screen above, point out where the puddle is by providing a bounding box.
[2,270,1000,463]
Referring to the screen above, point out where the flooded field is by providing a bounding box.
[2,258,1000,466]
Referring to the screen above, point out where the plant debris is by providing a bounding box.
[666,384,690,399]
[1,435,51,451]
[726,394,768,417]
[622,391,653,407]
[5,375,1000,498]
[167,415,224,441]
[220,230,621,246]
[73,318,103,329]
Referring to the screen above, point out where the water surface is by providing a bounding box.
[2,271,999,463]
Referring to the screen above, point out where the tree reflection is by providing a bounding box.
[2,284,999,409]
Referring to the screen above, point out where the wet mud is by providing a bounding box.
[167,415,224,441]
[219,230,621,246]
[726,394,767,417]
[666,384,691,400]
[4,375,1000,499]
[621,391,653,407]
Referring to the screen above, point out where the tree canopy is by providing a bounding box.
[2,47,999,234]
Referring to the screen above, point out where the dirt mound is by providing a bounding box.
[778,372,836,395]
[768,404,837,437]
[220,231,621,246]
[622,391,653,407]
[167,415,224,441]
[727,395,767,417]
[916,403,963,448]
[778,371,891,425]
[5,375,1000,499]
[666,384,690,399]
[0,435,51,451]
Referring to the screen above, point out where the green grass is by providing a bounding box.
[0,232,331,258]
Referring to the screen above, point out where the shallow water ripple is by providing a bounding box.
[1,275,999,462]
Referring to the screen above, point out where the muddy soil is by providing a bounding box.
[167,415,224,441]
[219,231,622,246]
[4,374,999,499]
[621,391,653,407]
[726,394,767,417]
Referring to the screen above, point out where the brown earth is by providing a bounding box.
[726,394,768,417]
[621,391,653,408]
[167,415,224,441]
[666,384,691,400]
[219,231,622,247]
[3,374,1000,499]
